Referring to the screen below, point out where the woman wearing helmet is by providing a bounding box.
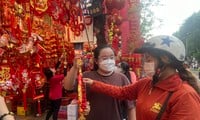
[83,35,200,120]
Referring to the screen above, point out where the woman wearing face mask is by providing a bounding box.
[83,35,200,120]
[63,45,136,120]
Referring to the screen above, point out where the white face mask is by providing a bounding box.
[143,62,155,77]
[99,59,116,72]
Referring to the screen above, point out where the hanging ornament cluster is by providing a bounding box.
[77,58,87,120]
[106,10,123,56]
[127,1,143,52]
[0,0,66,111]
[105,0,125,11]
[0,0,93,115]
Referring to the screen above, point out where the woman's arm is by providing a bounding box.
[84,78,138,100]
[63,66,78,90]
[63,57,80,90]
[0,96,15,120]
[128,107,136,120]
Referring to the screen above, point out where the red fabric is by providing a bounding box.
[49,74,64,100]
[130,71,137,84]
[91,74,200,120]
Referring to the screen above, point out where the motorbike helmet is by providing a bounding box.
[135,35,185,61]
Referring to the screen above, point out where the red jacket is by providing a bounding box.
[91,74,200,120]
[49,74,64,100]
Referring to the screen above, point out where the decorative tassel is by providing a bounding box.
[77,58,87,120]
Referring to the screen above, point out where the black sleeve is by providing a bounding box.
[64,68,67,76]
[55,61,61,70]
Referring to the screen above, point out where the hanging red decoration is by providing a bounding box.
[58,9,70,25]
[114,0,126,10]
[113,14,123,25]
[105,0,114,10]
[48,0,61,20]
[16,0,29,4]
[30,0,49,15]
[74,30,80,36]
[105,0,125,10]
[79,23,85,31]
[0,60,11,88]
[113,26,121,36]
[71,27,75,32]
[31,70,45,89]
[70,0,79,5]
[77,58,87,119]
[70,6,79,17]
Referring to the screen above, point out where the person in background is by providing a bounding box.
[116,61,137,119]
[83,35,200,120]
[63,45,136,120]
[116,61,137,84]
[44,54,67,120]
[0,96,15,120]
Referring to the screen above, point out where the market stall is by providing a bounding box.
[0,0,142,119]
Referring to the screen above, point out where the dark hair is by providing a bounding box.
[149,49,200,94]
[93,44,114,71]
[120,61,131,83]
[171,56,200,94]
[43,67,53,81]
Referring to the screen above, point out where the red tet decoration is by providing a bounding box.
[30,0,49,15]
[70,0,79,5]
[105,0,125,10]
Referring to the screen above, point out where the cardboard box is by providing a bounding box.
[17,106,26,116]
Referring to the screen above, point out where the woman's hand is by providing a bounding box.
[83,78,94,85]
[72,57,83,69]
